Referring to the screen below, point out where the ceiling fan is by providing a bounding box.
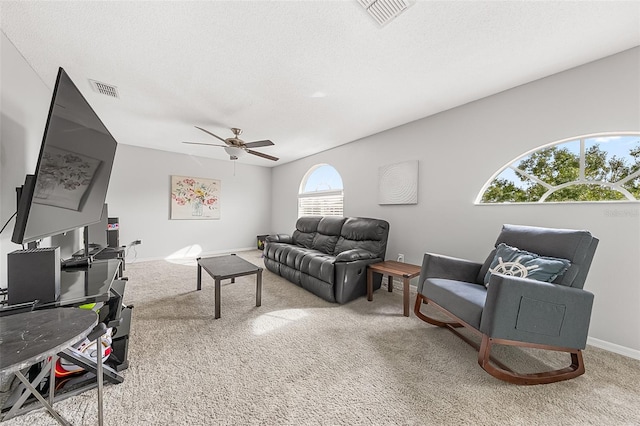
[183,127,279,161]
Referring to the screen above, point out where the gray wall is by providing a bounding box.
[270,47,640,356]
[1,33,53,281]
[106,144,272,260]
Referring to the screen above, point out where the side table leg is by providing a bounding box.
[367,268,373,301]
[49,354,56,404]
[403,278,410,317]
[215,278,221,319]
[256,269,262,307]
[388,275,393,292]
[197,260,202,291]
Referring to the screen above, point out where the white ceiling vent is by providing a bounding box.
[358,0,411,27]
[89,79,120,98]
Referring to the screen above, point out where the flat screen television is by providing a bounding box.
[11,68,118,246]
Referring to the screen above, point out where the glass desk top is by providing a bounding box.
[39,259,121,308]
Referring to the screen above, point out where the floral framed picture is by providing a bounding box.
[170,175,221,220]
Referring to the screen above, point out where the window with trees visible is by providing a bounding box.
[477,133,640,203]
[298,164,344,217]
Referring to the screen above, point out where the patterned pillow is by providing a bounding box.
[483,243,571,286]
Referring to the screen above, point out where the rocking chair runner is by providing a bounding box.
[414,224,598,385]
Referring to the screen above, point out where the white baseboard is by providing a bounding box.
[587,337,640,360]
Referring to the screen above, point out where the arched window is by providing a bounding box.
[477,132,640,204]
[298,164,344,217]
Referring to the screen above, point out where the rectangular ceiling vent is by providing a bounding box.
[89,79,120,99]
[358,0,410,27]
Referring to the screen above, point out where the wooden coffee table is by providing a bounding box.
[196,254,262,319]
[367,260,421,317]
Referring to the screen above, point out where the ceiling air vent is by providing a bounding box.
[357,0,410,27]
[89,79,120,98]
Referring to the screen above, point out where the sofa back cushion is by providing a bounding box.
[292,216,321,249]
[333,217,390,259]
[311,217,347,254]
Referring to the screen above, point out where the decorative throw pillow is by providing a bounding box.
[483,243,571,286]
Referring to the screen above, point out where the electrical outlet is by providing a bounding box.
[397,253,404,262]
[132,239,142,246]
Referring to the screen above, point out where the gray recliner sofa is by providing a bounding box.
[263,216,390,304]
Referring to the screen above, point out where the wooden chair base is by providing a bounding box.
[414,293,586,385]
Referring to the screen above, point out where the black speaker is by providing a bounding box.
[8,247,61,305]
[107,217,119,248]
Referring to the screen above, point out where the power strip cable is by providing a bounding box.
[0,212,17,234]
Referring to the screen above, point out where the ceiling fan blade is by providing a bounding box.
[244,140,274,148]
[194,126,227,143]
[182,141,227,147]
[247,149,279,161]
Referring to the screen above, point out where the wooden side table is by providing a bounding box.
[367,260,421,317]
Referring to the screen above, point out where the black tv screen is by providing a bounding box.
[12,68,118,245]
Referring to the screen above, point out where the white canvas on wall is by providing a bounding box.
[378,160,418,205]
[171,175,221,219]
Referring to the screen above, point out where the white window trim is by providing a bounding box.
[298,165,344,218]
[476,131,640,205]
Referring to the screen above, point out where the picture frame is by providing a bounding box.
[170,175,221,219]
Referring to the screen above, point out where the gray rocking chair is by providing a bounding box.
[414,224,599,385]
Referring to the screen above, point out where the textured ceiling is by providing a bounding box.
[1,1,639,166]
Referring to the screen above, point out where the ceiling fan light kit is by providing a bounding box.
[182,126,279,162]
[224,146,245,160]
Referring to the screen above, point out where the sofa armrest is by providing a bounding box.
[417,253,483,293]
[335,248,377,262]
[480,274,594,349]
[266,234,292,244]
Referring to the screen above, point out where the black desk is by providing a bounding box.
[40,259,121,308]
[0,308,99,424]
[1,259,128,422]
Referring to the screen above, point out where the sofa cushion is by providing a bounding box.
[292,216,321,248]
[311,217,347,254]
[483,243,571,286]
[299,251,336,284]
[281,245,315,270]
[422,278,487,329]
[334,217,389,259]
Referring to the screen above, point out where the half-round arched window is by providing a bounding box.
[477,132,640,204]
[298,164,344,217]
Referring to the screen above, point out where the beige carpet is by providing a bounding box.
[2,250,640,425]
